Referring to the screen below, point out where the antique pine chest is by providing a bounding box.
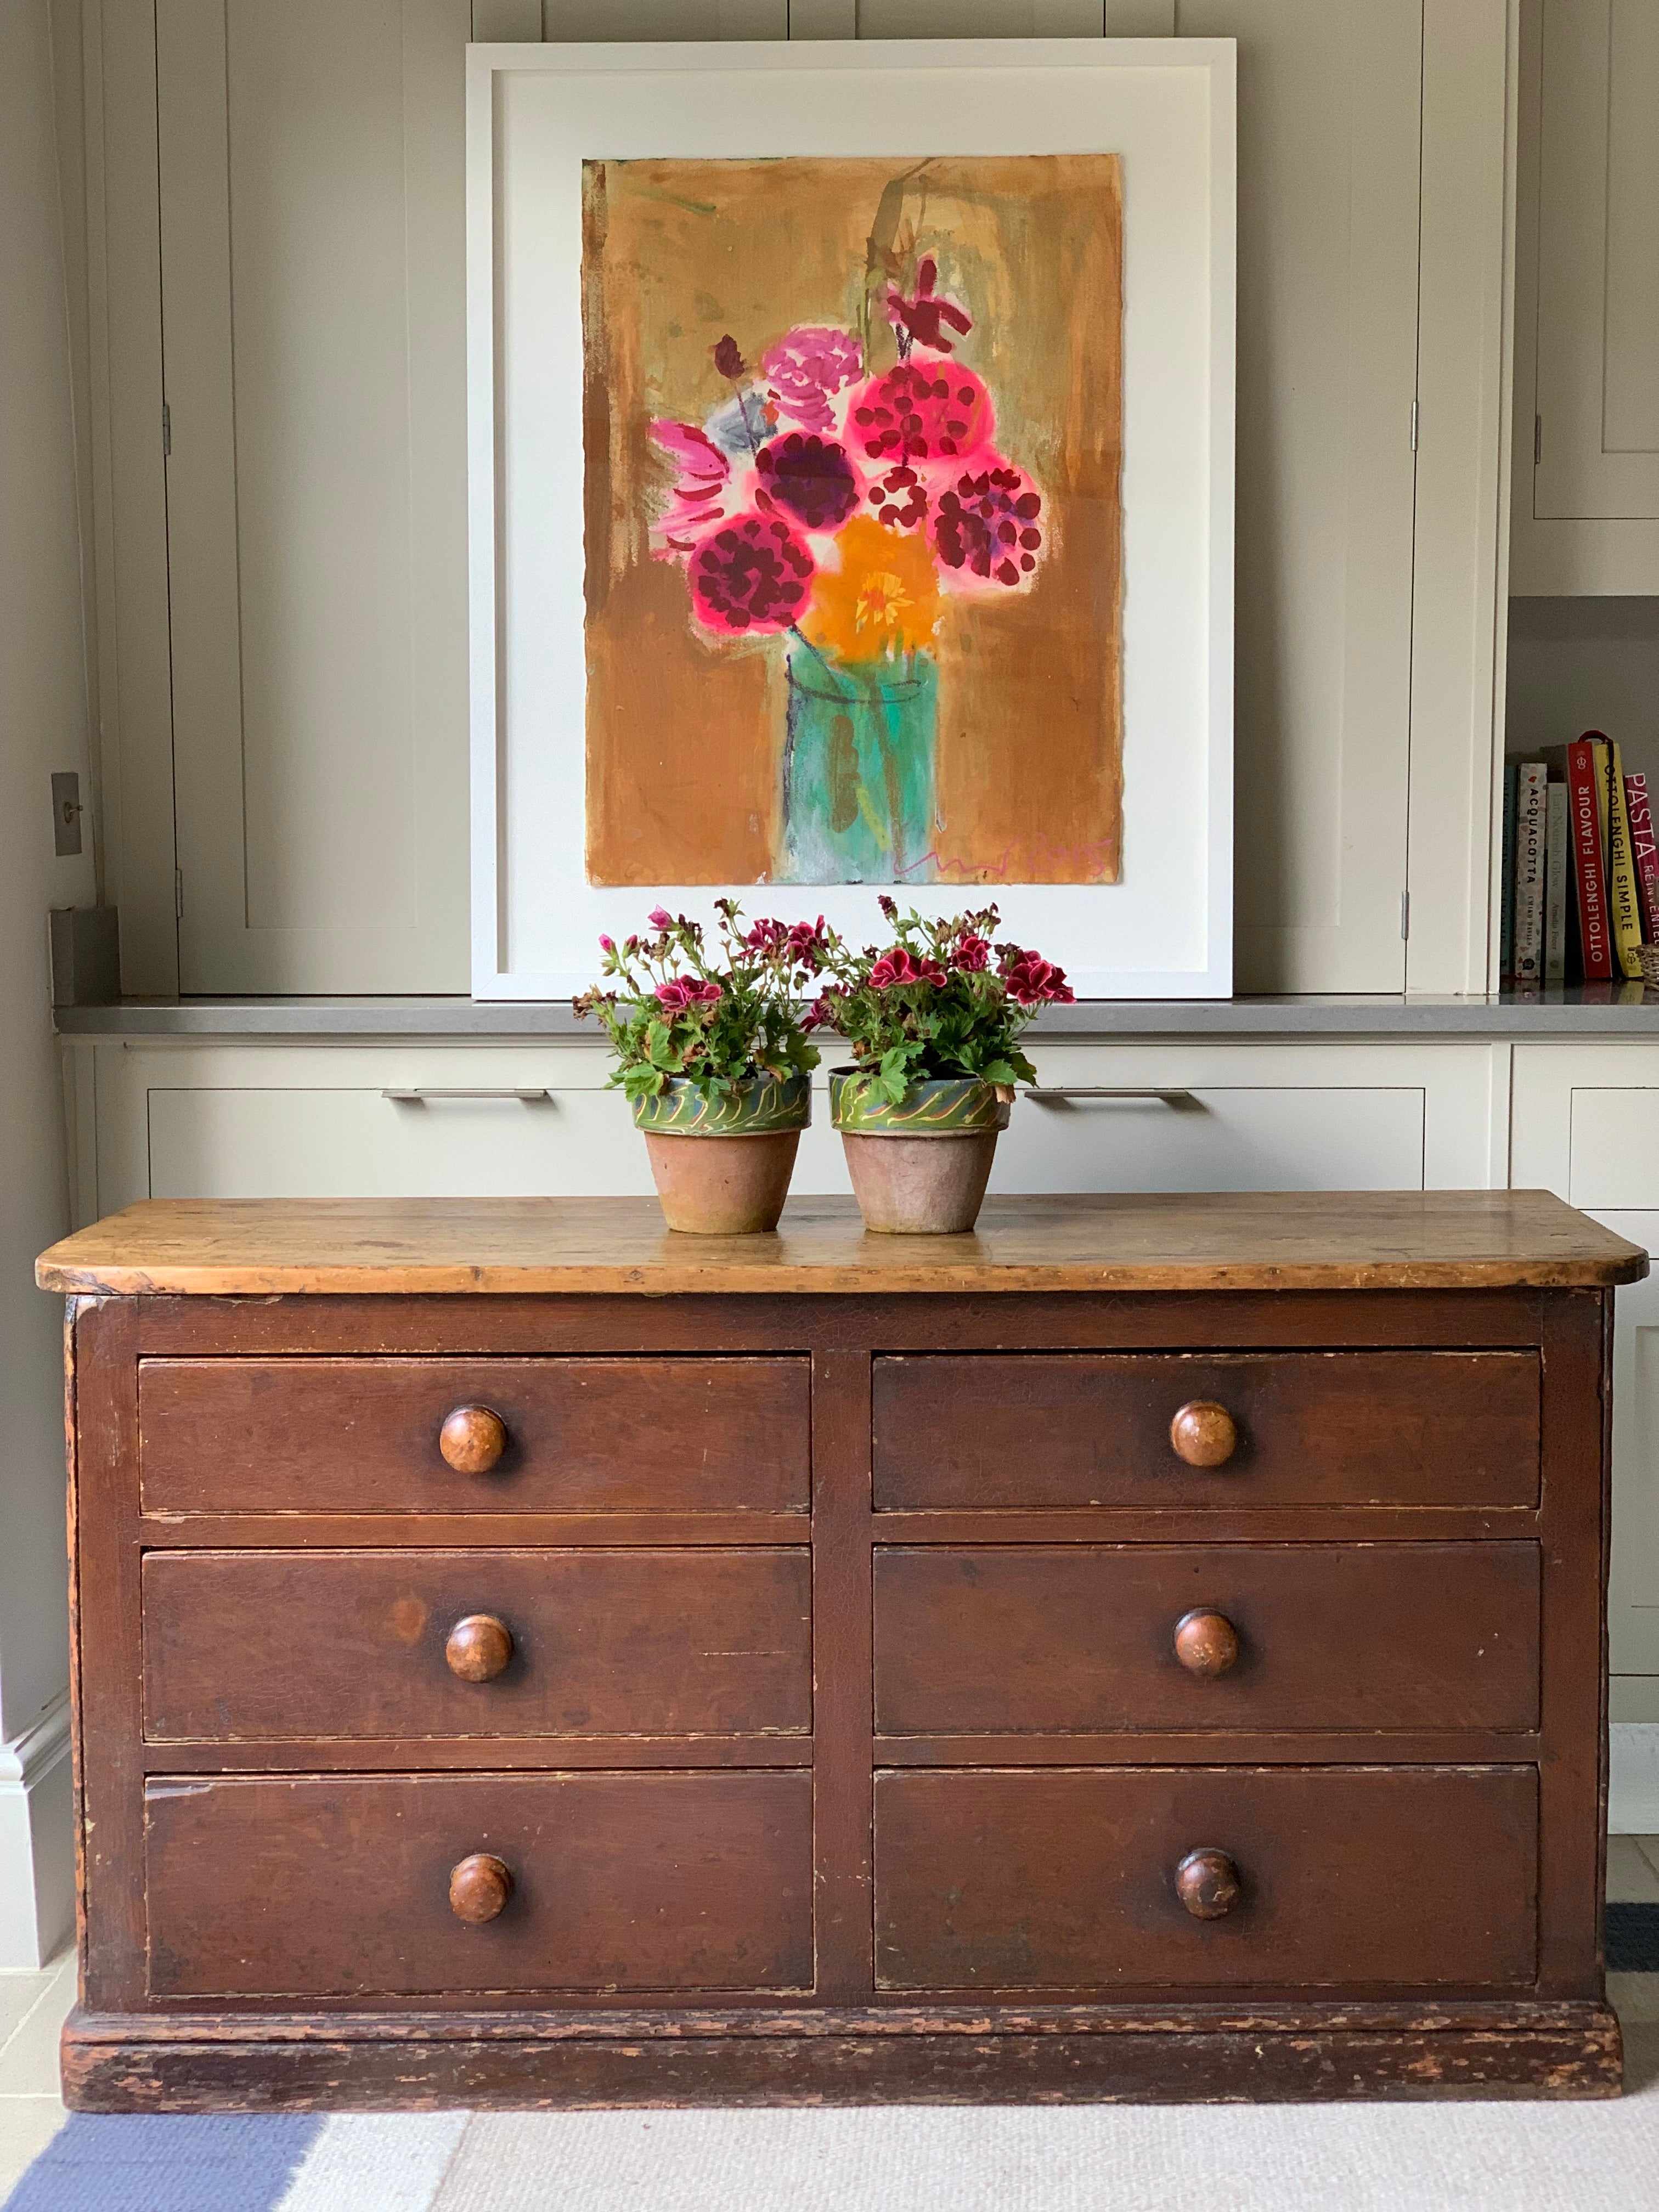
[34,1189,1647,2106]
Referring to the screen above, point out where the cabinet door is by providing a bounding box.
[1533,0,1659,529]
[157,0,472,991]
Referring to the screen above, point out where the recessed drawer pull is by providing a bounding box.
[445,1615,515,1683]
[1175,1847,1241,1920]
[438,1404,509,1475]
[381,1087,551,1103]
[1169,1400,1238,1468]
[1023,1087,1197,1106]
[1172,1608,1240,1678]
[448,1853,514,1925]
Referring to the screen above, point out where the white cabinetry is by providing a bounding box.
[1512,1047,1659,1769]
[1511,0,1659,595]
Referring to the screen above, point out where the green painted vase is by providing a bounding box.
[781,648,938,885]
[827,1069,1009,1137]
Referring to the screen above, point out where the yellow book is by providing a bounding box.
[1606,738,1645,978]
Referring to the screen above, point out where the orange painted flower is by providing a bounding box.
[802,515,940,665]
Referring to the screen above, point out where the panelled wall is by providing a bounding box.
[74,0,1516,1001]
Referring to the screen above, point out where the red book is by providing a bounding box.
[1564,737,1613,979]
[1627,771,1659,943]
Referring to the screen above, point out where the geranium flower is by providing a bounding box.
[648,421,732,557]
[848,363,992,469]
[802,515,940,665]
[786,917,830,969]
[1001,951,1073,1005]
[755,433,861,532]
[656,977,723,1011]
[648,907,674,928]
[869,948,947,990]
[689,515,815,635]
[763,327,862,433]
[743,918,789,955]
[886,258,972,356]
[803,995,837,1032]
[933,460,1045,589]
[952,931,991,974]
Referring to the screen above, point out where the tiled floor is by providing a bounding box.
[8,1847,1659,2191]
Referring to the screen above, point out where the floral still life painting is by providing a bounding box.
[581,154,1124,891]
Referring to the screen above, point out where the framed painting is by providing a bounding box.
[468,39,1234,998]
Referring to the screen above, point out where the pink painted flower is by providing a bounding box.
[755,433,861,532]
[867,462,929,533]
[885,259,973,356]
[848,364,993,470]
[869,948,948,990]
[762,326,863,433]
[933,459,1045,589]
[689,515,815,635]
[1001,951,1073,1005]
[648,420,732,557]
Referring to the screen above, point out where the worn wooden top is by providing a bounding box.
[35,1191,1649,1297]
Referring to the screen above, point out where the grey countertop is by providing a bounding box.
[53,986,1659,1039]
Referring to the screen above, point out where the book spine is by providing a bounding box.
[1500,761,1519,979]
[1628,771,1659,943]
[1544,781,1569,984]
[1607,740,1645,977]
[1512,762,1547,984]
[1567,737,1614,980]
[1590,735,1612,874]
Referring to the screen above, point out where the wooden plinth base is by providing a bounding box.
[63,2002,1624,2108]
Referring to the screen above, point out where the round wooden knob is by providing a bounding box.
[448,1852,513,1924]
[1172,1608,1240,1678]
[1169,1400,1238,1468]
[444,1614,514,1683]
[1175,1847,1242,1920]
[438,1405,507,1475]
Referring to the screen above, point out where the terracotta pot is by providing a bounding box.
[828,1069,1011,1234]
[642,1128,802,1235]
[839,1128,998,1235]
[633,1072,810,1235]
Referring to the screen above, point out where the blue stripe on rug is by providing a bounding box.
[2,2114,323,2212]
[1607,1900,1659,1972]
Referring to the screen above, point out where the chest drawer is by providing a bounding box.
[873,1352,1541,1510]
[145,1770,814,1999]
[873,1543,1540,1736]
[138,1356,810,1516]
[874,1765,1538,1994]
[142,1548,811,1743]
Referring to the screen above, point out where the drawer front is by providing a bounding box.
[874,1767,1537,1992]
[138,1356,810,1515]
[145,1770,813,1997]
[873,1352,1541,1510]
[873,1544,1540,1736]
[143,1549,811,1742]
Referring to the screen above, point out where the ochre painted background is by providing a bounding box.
[582,154,1123,887]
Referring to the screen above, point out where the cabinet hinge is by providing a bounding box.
[174,866,183,921]
[1400,891,1410,942]
[1534,414,1542,466]
[162,401,171,458]
[1410,398,1418,454]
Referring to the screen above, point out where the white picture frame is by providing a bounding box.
[467,37,1235,1000]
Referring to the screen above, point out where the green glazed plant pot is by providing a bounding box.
[828,1069,1012,1235]
[632,1072,810,1235]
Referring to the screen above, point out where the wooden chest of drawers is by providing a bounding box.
[35,1190,1646,2106]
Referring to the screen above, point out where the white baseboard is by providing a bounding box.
[0,1692,73,1969]
[1611,1722,1659,1835]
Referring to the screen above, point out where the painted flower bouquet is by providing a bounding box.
[650,256,1048,884]
[812,898,1074,1233]
[573,901,827,1233]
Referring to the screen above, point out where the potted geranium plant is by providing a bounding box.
[813,899,1074,1233]
[574,902,826,1234]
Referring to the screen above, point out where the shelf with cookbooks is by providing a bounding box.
[1502,733,1659,992]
